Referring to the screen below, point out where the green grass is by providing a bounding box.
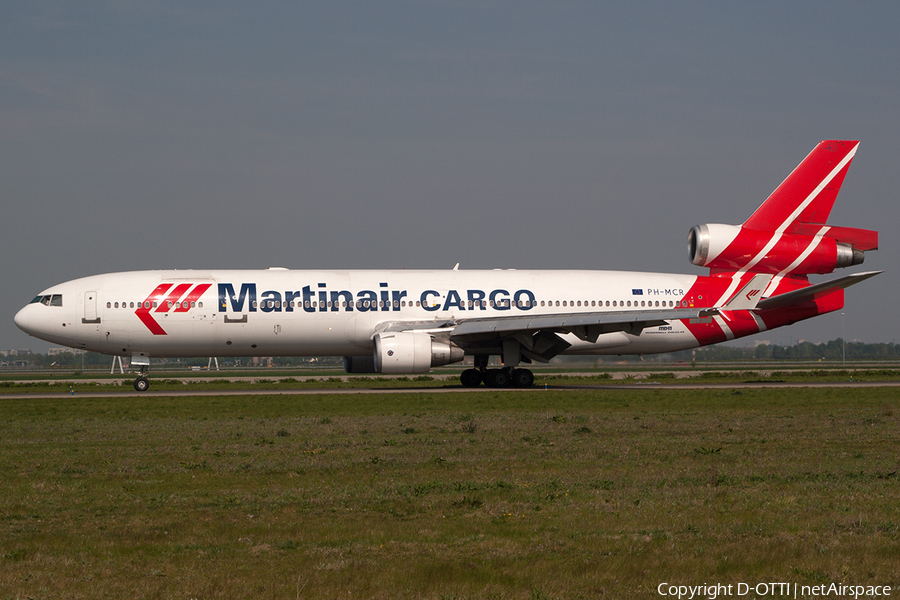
[1,388,899,598]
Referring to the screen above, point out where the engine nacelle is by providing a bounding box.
[373,332,465,374]
[688,223,865,275]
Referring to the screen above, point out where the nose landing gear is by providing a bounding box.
[133,361,151,392]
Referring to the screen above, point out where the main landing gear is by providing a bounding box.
[460,367,535,388]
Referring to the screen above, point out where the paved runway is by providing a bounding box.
[1,379,899,399]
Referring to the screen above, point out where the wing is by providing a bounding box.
[378,306,718,363]
[373,274,800,363]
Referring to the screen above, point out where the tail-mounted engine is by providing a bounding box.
[688,223,877,275]
[373,332,464,374]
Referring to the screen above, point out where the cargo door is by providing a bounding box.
[83,291,100,324]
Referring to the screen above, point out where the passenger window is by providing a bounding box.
[107,302,112,308]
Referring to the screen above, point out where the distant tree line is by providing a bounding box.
[672,339,900,362]
[559,340,900,364]
[1,352,343,370]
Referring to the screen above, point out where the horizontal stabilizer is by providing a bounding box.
[756,271,883,311]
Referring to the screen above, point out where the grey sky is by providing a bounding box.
[2,1,898,352]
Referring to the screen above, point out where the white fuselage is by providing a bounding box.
[15,269,703,359]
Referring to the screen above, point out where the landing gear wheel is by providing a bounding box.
[134,376,150,392]
[511,368,534,388]
[460,369,483,387]
[484,368,511,388]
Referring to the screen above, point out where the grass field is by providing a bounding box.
[1,387,898,599]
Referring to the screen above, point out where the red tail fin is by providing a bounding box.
[743,140,858,231]
[688,140,877,277]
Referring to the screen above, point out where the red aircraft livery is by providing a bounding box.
[135,283,211,335]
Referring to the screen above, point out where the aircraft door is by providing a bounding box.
[83,291,100,324]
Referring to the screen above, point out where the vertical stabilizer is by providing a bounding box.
[688,140,876,277]
[743,140,859,231]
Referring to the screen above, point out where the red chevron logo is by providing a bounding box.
[135,283,211,335]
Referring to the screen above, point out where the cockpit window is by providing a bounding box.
[30,294,63,306]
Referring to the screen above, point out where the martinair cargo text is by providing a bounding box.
[15,141,881,391]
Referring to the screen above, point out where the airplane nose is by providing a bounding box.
[14,305,34,335]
